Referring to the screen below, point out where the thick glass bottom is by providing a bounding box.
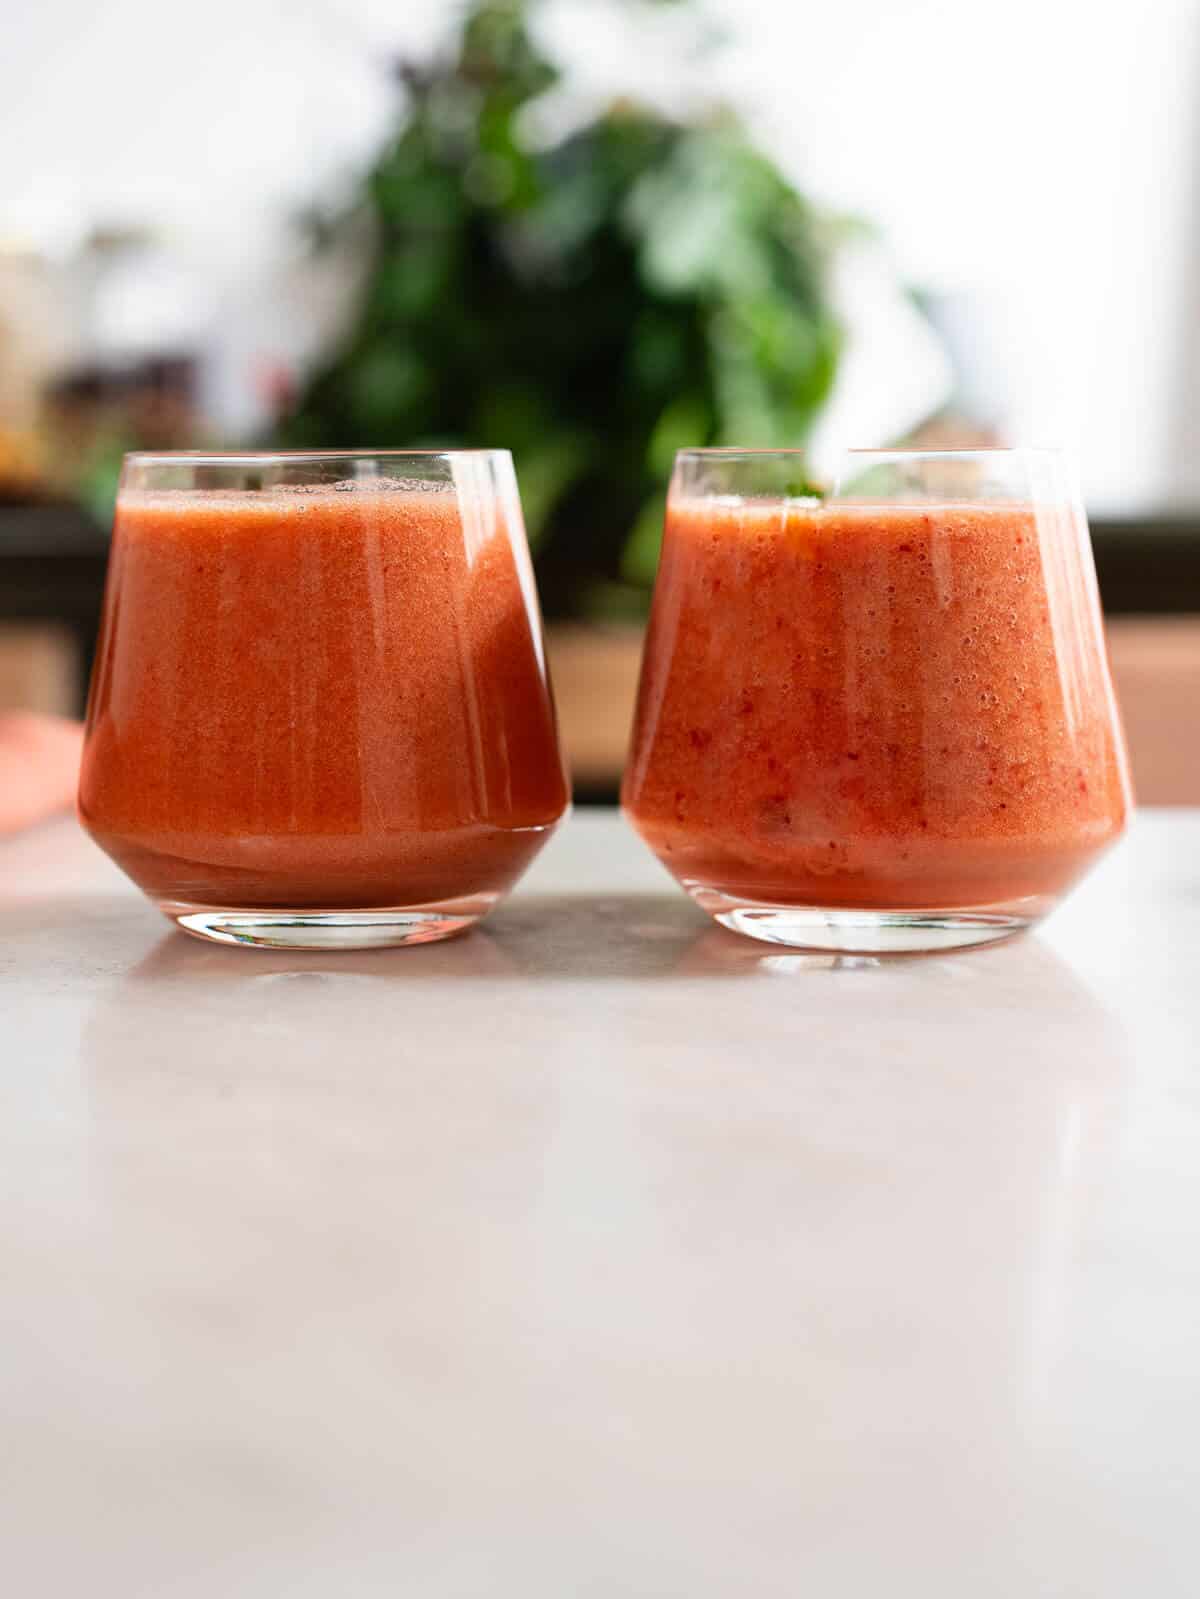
[159,894,496,950]
[689,884,1048,954]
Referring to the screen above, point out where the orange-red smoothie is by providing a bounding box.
[80,484,568,911]
[623,498,1131,911]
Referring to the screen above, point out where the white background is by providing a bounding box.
[4,0,1200,513]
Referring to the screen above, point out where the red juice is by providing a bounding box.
[80,481,568,922]
[623,498,1130,913]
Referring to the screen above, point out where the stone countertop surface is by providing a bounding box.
[1,810,1198,1596]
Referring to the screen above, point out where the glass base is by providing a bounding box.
[690,886,1042,954]
[159,895,495,951]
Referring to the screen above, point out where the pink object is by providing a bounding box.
[0,714,84,835]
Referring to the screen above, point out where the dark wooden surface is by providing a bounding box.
[1090,519,1200,613]
[0,504,108,707]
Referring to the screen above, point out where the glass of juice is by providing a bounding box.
[79,450,569,949]
[622,448,1132,952]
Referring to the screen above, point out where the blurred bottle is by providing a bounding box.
[42,227,210,518]
[0,241,75,500]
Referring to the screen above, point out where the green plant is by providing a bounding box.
[281,0,842,616]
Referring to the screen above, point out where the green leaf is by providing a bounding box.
[621,491,668,587]
[515,435,588,548]
[645,394,710,477]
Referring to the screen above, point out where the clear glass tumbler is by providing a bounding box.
[79,450,569,949]
[622,448,1132,952]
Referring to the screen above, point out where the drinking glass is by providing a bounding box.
[79,451,569,949]
[622,448,1132,952]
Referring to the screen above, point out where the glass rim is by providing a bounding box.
[122,448,512,467]
[675,446,1067,460]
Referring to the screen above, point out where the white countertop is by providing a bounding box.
[2,810,1198,1597]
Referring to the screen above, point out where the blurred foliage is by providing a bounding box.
[281,0,843,615]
